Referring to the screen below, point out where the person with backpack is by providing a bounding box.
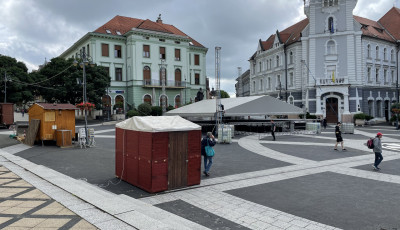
[372,132,383,171]
[201,132,216,177]
[334,122,346,151]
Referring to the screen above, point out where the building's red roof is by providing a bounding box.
[378,7,400,41]
[94,15,205,48]
[260,18,309,53]
[354,15,395,42]
[35,103,77,110]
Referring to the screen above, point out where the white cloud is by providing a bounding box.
[0,0,396,87]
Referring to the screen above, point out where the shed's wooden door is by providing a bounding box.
[168,132,188,189]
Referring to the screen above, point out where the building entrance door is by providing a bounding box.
[326,98,338,123]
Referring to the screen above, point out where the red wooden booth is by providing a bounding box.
[115,116,202,193]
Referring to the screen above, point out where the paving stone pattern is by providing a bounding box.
[0,166,96,230]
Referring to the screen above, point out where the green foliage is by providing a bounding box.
[220,90,230,98]
[365,115,374,121]
[166,105,175,111]
[390,115,398,123]
[36,57,110,107]
[127,110,140,118]
[0,55,33,104]
[353,113,366,120]
[151,106,162,116]
[113,101,123,109]
[137,103,152,116]
[353,113,373,121]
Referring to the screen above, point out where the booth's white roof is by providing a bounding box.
[166,95,304,117]
[115,116,201,132]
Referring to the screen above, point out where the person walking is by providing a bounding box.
[322,118,327,129]
[334,122,346,151]
[201,132,216,177]
[372,132,383,171]
[271,120,276,141]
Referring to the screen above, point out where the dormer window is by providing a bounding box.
[105,29,111,34]
[116,31,121,35]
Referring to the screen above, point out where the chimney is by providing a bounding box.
[156,14,163,24]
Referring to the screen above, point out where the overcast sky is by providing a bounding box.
[0,0,399,97]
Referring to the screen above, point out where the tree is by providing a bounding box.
[36,57,110,107]
[137,103,152,116]
[0,55,34,105]
[220,90,230,98]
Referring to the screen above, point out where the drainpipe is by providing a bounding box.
[284,44,288,103]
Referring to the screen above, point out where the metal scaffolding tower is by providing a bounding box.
[215,47,222,129]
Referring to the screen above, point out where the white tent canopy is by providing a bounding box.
[116,116,201,132]
[166,95,304,117]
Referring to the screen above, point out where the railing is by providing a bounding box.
[143,79,186,88]
[316,78,348,86]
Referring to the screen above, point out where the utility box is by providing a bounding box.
[0,103,14,127]
[28,103,76,142]
[115,116,201,193]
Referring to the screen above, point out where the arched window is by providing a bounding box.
[289,51,294,64]
[269,59,272,69]
[174,95,181,108]
[252,81,256,92]
[259,62,262,72]
[143,94,152,105]
[383,48,387,61]
[115,95,124,114]
[175,69,181,87]
[376,46,380,59]
[260,79,263,91]
[328,17,334,33]
[160,95,168,107]
[327,40,336,54]
[367,44,371,58]
[159,67,167,86]
[276,55,280,67]
[143,66,151,85]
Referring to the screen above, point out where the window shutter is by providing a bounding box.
[102,44,109,57]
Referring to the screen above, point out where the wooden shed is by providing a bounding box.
[115,116,202,193]
[28,103,76,142]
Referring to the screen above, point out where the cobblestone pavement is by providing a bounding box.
[1,124,400,229]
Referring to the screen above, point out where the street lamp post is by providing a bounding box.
[73,49,94,145]
[161,59,166,115]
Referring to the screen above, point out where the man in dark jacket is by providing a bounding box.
[373,132,383,170]
[201,132,216,177]
[334,122,346,151]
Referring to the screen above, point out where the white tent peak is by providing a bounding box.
[116,116,201,132]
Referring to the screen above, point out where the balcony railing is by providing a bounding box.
[316,78,348,86]
[143,79,186,88]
